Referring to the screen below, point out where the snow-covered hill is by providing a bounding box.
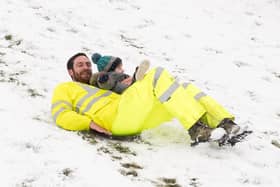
[1,0,280,186]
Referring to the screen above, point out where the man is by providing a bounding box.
[51,52,240,145]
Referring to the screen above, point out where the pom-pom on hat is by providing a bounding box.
[91,53,122,72]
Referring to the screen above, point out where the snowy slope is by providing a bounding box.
[1,0,280,186]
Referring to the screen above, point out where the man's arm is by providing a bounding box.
[52,83,113,135]
[90,121,112,135]
[51,84,91,131]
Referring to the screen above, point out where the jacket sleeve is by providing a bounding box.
[111,82,129,94]
[97,72,117,90]
[98,72,130,93]
[89,73,99,87]
[51,84,91,131]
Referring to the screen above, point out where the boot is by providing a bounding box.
[188,121,213,143]
[217,118,240,135]
[133,60,150,81]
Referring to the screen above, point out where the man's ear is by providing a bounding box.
[68,69,74,80]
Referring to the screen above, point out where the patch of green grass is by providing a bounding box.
[273,72,280,79]
[121,162,143,169]
[153,178,182,187]
[271,140,280,149]
[77,131,98,145]
[0,70,5,77]
[5,34,12,40]
[189,178,201,187]
[62,168,73,177]
[119,169,138,177]
[109,142,137,156]
[27,88,44,97]
[97,146,112,154]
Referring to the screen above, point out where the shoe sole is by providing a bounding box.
[135,60,150,81]
[230,125,241,135]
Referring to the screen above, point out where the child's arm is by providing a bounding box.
[97,72,116,90]
[98,72,130,94]
[112,81,130,94]
[89,72,117,90]
[89,73,100,87]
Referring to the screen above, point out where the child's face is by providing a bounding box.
[115,64,124,73]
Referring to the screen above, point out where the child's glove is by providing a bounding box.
[98,73,109,84]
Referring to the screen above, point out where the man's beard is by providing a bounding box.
[73,70,92,84]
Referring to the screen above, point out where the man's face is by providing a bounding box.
[68,55,92,84]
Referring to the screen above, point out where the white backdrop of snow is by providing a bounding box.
[0,0,280,186]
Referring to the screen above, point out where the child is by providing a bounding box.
[90,53,150,94]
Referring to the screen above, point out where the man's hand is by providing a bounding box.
[121,77,133,85]
[90,121,112,135]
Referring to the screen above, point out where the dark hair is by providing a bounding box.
[67,52,88,70]
[108,57,122,72]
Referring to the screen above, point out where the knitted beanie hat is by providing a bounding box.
[91,53,122,72]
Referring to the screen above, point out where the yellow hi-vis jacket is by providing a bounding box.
[51,67,234,136]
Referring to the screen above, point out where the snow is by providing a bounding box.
[1,0,280,186]
[210,128,226,141]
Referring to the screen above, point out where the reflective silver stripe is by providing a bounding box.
[81,91,113,114]
[53,108,65,121]
[153,67,164,88]
[78,83,98,93]
[76,84,99,113]
[194,92,207,100]
[182,82,191,89]
[159,81,180,102]
[51,100,72,110]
